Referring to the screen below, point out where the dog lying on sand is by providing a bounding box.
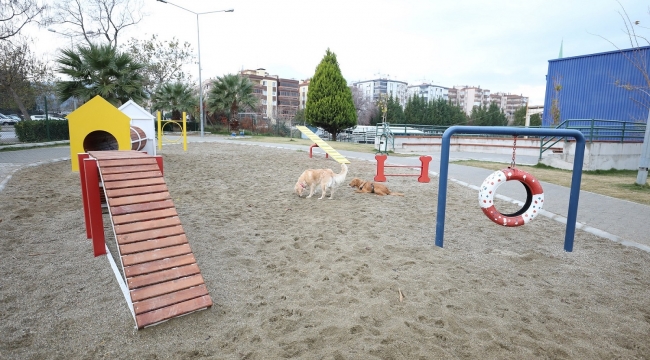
[348,178,404,196]
[294,163,348,200]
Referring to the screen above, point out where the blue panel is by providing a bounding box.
[543,46,650,127]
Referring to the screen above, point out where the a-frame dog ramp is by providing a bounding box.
[78,150,212,329]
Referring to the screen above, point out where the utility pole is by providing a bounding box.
[636,109,650,185]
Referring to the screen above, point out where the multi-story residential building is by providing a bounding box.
[406,83,449,103]
[489,92,529,123]
[239,68,277,119]
[299,79,310,109]
[277,78,300,119]
[504,94,528,121]
[238,68,300,121]
[448,86,491,115]
[352,78,409,108]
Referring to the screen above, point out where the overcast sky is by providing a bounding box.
[36,0,649,105]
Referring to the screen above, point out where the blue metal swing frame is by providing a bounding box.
[435,126,586,252]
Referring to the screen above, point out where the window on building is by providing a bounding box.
[263,81,266,86]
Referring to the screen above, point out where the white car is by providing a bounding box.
[0,113,18,125]
[31,114,65,121]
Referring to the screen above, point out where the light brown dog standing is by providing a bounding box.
[294,163,348,199]
[348,177,404,196]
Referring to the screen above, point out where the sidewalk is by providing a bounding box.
[2,136,649,251]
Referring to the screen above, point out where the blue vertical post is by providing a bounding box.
[435,126,586,252]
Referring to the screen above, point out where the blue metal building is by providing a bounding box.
[543,46,650,128]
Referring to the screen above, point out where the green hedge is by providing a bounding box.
[14,120,70,143]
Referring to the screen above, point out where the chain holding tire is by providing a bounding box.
[510,136,517,169]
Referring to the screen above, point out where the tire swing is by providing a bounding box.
[478,136,544,227]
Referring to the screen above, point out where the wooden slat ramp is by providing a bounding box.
[88,150,212,329]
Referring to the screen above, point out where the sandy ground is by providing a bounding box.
[1,142,649,359]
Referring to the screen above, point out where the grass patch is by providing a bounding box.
[230,135,379,153]
[454,160,650,205]
[0,143,69,152]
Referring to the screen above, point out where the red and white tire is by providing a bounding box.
[478,168,544,227]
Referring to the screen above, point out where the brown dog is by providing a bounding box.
[294,163,348,199]
[348,178,404,196]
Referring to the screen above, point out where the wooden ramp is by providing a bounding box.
[296,125,351,164]
[88,150,212,329]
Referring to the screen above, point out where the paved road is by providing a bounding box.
[1,136,648,251]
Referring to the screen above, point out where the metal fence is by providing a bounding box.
[0,124,19,145]
[554,119,646,143]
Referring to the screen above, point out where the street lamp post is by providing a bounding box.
[48,28,98,48]
[156,0,234,137]
[48,28,74,47]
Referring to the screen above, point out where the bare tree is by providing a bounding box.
[1,0,48,41]
[0,38,53,119]
[598,2,650,111]
[123,35,195,107]
[550,75,562,125]
[598,2,650,185]
[350,86,373,125]
[51,0,145,48]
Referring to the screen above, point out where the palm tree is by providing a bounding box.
[206,74,259,131]
[55,43,147,107]
[151,82,197,120]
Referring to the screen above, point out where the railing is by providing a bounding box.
[539,119,646,159]
[374,123,447,137]
[377,123,395,154]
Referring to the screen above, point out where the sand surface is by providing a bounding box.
[1,142,649,359]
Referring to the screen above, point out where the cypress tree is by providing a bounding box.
[304,49,357,140]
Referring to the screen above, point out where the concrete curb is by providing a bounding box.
[457,177,650,253]
[0,140,69,151]
[0,157,70,193]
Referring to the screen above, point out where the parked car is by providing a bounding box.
[31,114,66,121]
[0,113,18,125]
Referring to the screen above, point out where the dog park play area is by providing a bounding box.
[1,142,650,358]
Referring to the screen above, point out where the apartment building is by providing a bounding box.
[447,86,491,115]
[277,78,300,119]
[352,78,409,108]
[299,79,310,109]
[239,68,300,120]
[489,92,529,122]
[406,83,449,103]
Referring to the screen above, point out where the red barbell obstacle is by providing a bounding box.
[374,154,431,183]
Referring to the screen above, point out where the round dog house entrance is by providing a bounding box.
[83,130,118,151]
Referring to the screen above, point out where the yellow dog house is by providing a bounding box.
[68,95,151,171]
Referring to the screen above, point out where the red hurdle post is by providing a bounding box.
[418,156,432,183]
[78,153,92,239]
[82,157,107,257]
[309,144,328,159]
[374,154,432,183]
[375,154,387,182]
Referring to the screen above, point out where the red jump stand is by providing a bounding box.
[374,154,431,183]
[309,144,329,159]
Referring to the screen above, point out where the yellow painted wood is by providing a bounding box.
[67,95,132,171]
[296,126,351,164]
